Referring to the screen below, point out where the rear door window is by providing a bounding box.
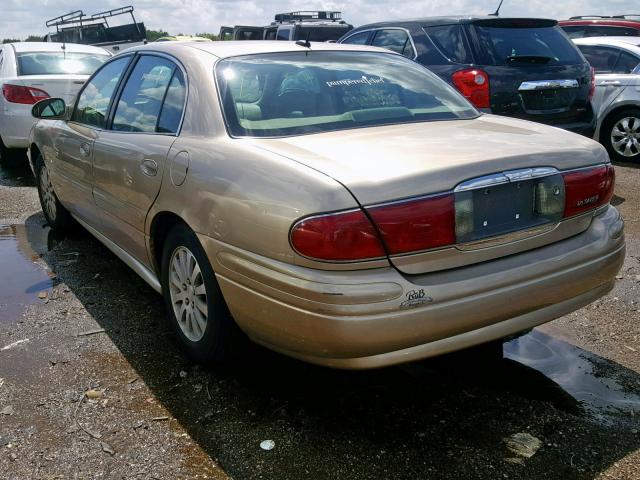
[157,69,187,134]
[474,24,582,66]
[424,24,473,64]
[615,50,640,73]
[578,45,622,73]
[341,31,371,45]
[111,55,176,132]
[371,29,415,58]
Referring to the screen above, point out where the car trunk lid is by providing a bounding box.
[16,75,87,104]
[250,115,610,273]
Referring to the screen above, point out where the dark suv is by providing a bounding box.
[338,16,595,136]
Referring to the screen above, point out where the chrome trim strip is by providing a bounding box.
[72,214,162,293]
[455,223,557,251]
[518,79,579,91]
[455,167,560,192]
[454,173,509,192]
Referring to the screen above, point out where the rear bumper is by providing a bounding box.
[201,206,625,369]
[0,106,34,149]
[553,118,596,137]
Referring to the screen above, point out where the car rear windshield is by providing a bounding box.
[474,25,582,66]
[215,51,479,138]
[17,52,110,76]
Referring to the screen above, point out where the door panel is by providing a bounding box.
[49,122,99,224]
[593,74,629,117]
[91,55,185,266]
[92,132,176,262]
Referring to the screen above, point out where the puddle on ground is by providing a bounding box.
[505,329,640,423]
[0,224,58,325]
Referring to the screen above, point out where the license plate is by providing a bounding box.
[455,174,565,244]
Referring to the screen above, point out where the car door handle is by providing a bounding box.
[79,143,91,157]
[600,80,622,86]
[141,158,158,177]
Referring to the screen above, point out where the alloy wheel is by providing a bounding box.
[611,116,640,158]
[169,246,208,342]
[40,165,57,221]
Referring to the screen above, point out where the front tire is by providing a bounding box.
[160,223,245,363]
[35,154,72,231]
[602,109,640,162]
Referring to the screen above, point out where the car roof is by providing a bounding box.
[559,19,640,28]
[349,16,556,28]
[123,40,400,59]
[8,42,110,55]
[573,36,640,55]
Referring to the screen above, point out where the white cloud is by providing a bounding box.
[0,0,631,40]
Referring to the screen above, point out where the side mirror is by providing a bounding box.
[31,98,67,120]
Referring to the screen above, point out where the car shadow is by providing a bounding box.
[0,155,35,187]
[21,212,640,480]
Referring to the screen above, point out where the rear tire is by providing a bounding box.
[160,223,246,364]
[35,154,73,231]
[601,108,640,163]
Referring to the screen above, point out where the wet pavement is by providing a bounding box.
[0,224,56,325]
[0,158,639,479]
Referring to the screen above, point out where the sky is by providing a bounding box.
[0,0,634,39]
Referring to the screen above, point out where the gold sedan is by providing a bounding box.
[28,41,624,369]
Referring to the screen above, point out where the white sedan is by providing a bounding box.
[574,36,640,162]
[0,42,110,163]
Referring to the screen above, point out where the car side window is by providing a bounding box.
[277,27,292,41]
[614,51,640,74]
[584,25,639,37]
[578,45,621,73]
[157,69,187,134]
[424,25,473,64]
[112,55,176,133]
[341,31,370,45]
[371,29,415,58]
[73,56,131,128]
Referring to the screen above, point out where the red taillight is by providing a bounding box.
[2,84,50,105]
[451,68,490,109]
[562,165,615,218]
[588,66,596,102]
[290,209,385,261]
[367,194,456,254]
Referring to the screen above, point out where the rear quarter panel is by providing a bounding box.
[146,48,379,270]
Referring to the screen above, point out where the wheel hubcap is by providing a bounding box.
[611,116,640,158]
[169,246,208,342]
[40,165,57,220]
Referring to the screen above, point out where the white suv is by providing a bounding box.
[0,42,110,163]
[574,36,640,162]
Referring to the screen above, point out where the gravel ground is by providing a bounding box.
[0,158,639,480]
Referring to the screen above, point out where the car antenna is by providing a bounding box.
[296,31,311,48]
[61,42,66,58]
[490,0,505,16]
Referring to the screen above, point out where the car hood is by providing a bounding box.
[248,114,608,205]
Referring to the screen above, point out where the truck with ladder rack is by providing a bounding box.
[219,11,353,42]
[44,6,147,54]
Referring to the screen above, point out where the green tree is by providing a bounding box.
[2,38,21,44]
[146,29,169,42]
[25,35,45,42]
[195,32,219,41]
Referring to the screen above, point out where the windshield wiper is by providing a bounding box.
[506,55,553,64]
